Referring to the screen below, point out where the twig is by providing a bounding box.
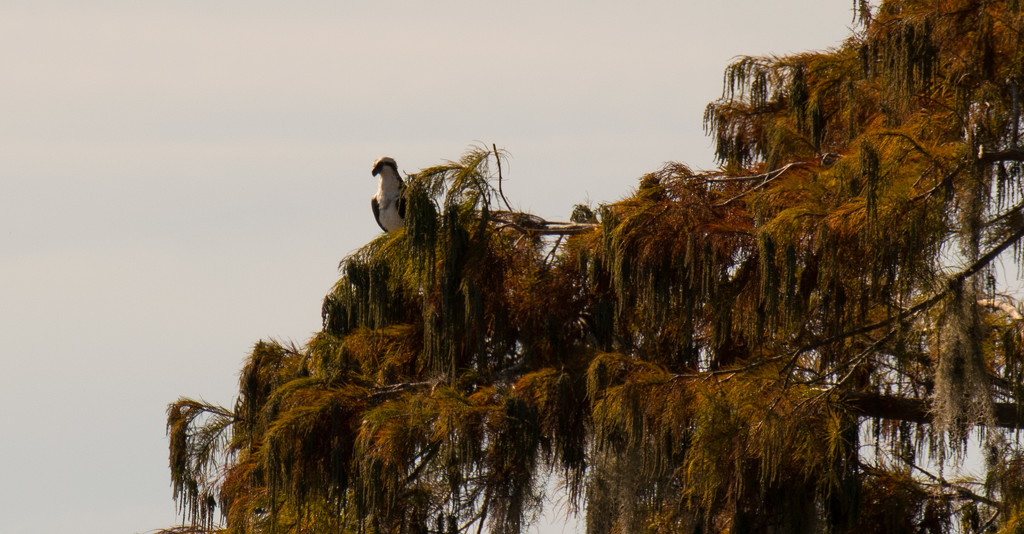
[979,509,1002,533]
[474,491,490,534]
[859,461,998,507]
[795,329,898,411]
[954,221,1024,282]
[543,234,564,265]
[874,131,944,169]
[909,161,964,202]
[906,460,999,507]
[670,354,788,381]
[402,442,440,485]
[148,525,232,534]
[1011,79,1020,146]
[983,199,1024,228]
[704,172,784,183]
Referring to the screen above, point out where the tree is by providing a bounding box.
[164,1,1024,532]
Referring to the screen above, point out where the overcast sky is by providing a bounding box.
[0,2,855,532]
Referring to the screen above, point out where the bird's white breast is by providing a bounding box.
[378,193,405,230]
[374,173,405,231]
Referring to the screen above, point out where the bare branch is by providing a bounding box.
[713,162,807,207]
[978,297,1024,321]
[146,528,218,534]
[490,210,598,236]
[369,381,433,399]
[493,143,514,212]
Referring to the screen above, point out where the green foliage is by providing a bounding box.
[165,2,1024,533]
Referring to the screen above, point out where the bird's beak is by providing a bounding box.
[371,163,382,177]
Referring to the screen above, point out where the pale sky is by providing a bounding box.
[0,2,855,532]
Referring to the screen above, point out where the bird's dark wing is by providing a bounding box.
[371,197,387,232]
[397,195,407,219]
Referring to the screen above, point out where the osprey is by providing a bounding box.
[370,156,406,232]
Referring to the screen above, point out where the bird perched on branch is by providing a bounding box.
[370,156,406,232]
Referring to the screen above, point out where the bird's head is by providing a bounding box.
[372,156,398,177]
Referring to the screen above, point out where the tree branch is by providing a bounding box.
[713,162,806,207]
[978,297,1024,321]
[491,210,598,236]
[978,147,1024,163]
[369,381,433,399]
[843,392,1024,429]
[493,143,514,212]
[795,219,1024,356]
[875,131,944,169]
[860,462,998,508]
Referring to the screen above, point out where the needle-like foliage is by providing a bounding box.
[163,1,1024,532]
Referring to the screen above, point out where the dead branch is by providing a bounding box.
[490,210,598,236]
[713,162,807,207]
[493,143,514,212]
[369,381,432,399]
[978,297,1024,321]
